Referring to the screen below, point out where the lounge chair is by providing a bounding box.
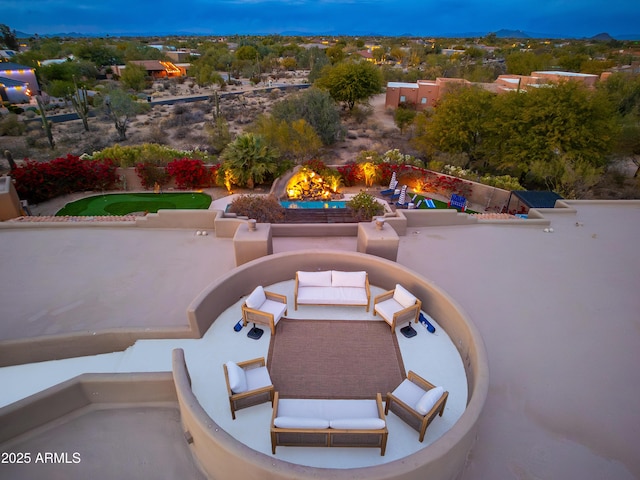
[242,286,287,335]
[380,173,398,196]
[385,370,448,442]
[224,357,275,419]
[395,185,409,208]
[420,198,435,209]
[448,194,467,211]
[373,284,422,332]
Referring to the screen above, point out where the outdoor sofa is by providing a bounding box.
[294,270,371,311]
[270,392,388,455]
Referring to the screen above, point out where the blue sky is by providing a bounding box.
[3,0,639,38]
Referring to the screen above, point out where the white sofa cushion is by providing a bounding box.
[331,270,367,288]
[415,386,444,415]
[330,418,386,430]
[245,286,266,309]
[225,361,248,394]
[297,271,332,287]
[393,284,417,308]
[245,366,272,391]
[274,416,330,429]
[297,286,368,306]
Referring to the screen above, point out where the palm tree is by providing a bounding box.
[220,133,279,189]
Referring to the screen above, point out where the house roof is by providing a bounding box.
[511,190,564,208]
[0,76,28,88]
[0,62,34,72]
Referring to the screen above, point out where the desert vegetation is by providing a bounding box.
[1,28,639,201]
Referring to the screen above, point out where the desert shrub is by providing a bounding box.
[346,191,384,221]
[91,143,213,167]
[135,162,171,189]
[12,155,119,203]
[0,114,26,136]
[227,194,285,223]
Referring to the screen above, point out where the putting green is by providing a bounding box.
[56,192,212,216]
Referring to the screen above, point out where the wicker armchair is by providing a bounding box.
[385,370,448,442]
[242,286,287,335]
[223,357,274,420]
[373,284,422,331]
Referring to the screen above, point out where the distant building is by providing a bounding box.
[113,60,186,79]
[385,78,471,111]
[385,71,601,110]
[0,62,39,104]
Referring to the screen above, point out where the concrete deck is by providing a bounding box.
[0,201,639,479]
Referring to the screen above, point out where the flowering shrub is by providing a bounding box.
[301,159,328,174]
[337,162,363,187]
[416,169,473,198]
[12,154,119,204]
[165,158,212,189]
[377,163,410,186]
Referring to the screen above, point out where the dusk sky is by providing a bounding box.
[3,0,639,38]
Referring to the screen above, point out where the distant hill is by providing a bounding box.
[493,29,530,39]
[591,32,615,41]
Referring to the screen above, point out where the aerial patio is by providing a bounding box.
[0,199,638,479]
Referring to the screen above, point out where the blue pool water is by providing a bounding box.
[281,200,347,209]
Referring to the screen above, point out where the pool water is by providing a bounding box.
[281,200,347,209]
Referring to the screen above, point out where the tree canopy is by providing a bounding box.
[314,60,383,111]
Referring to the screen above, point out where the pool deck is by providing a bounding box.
[0,201,639,479]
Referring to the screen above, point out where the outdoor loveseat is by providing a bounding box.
[294,270,371,311]
[270,392,388,455]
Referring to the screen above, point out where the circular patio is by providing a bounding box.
[179,250,489,480]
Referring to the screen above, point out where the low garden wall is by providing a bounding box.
[184,250,489,480]
[0,372,176,443]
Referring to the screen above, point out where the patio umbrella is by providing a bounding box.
[397,185,407,205]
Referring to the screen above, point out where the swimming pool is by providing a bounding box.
[281,200,347,209]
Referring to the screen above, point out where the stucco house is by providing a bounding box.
[386,71,601,110]
[0,62,39,104]
[113,60,186,79]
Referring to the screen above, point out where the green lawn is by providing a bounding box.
[410,194,477,213]
[56,192,212,216]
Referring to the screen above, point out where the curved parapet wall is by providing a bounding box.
[184,250,489,480]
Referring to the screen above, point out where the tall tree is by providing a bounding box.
[120,62,148,92]
[412,85,495,168]
[271,88,343,145]
[315,61,383,111]
[0,24,19,50]
[98,88,146,141]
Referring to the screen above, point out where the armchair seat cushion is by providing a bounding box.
[374,298,405,323]
[391,378,426,409]
[259,298,287,324]
[245,366,273,391]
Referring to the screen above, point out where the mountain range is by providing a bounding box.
[14,29,640,40]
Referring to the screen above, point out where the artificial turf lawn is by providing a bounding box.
[56,192,212,216]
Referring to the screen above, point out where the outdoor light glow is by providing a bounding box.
[285,167,339,201]
[224,170,234,193]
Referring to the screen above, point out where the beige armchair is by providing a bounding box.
[223,357,275,420]
[373,284,422,331]
[385,371,448,442]
[242,286,287,335]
